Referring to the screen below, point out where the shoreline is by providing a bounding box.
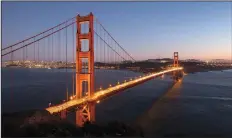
[182,67,232,74]
[2,65,232,74]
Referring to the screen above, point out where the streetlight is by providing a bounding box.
[48,102,51,107]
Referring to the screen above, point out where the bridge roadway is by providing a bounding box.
[46,67,183,114]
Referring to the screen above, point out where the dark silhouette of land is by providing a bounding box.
[117,61,231,74]
[2,110,144,137]
[4,60,231,74]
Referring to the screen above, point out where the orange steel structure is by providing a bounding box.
[76,13,95,126]
[46,67,183,114]
[173,52,180,80]
[173,52,179,67]
[60,109,67,119]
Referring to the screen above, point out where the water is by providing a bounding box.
[135,70,232,136]
[2,68,232,136]
[1,68,142,112]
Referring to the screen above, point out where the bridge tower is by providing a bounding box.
[76,13,95,126]
[173,52,178,67]
[173,52,183,81]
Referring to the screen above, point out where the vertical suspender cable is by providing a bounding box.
[23,41,25,62]
[38,40,40,62]
[65,21,68,100]
[11,46,13,64]
[58,26,61,62]
[104,31,106,71]
[107,33,109,72]
[96,21,98,71]
[100,26,102,68]
[106,33,108,72]
[48,35,50,62]
[26,41,28,61]
[231,2,232,67]
[72,20,75,96]
[99,25,102,90]
[43,35,45,62]
[51,29,54,62]
[34,38,36,61]
[10,43,14,108]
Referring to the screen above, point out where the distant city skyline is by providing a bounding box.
[2,2,232,61]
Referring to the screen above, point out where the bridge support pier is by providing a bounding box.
[60,110,67,119]
[173,71,183,82]
[76,102,95,126]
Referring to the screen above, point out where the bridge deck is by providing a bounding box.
[46,67,183,114]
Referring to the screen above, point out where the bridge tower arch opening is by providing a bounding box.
[76,12,95,127]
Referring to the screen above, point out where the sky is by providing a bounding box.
[2,2,232,61]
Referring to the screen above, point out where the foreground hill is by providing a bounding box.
[2,110,144,137]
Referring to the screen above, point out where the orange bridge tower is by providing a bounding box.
[76,13,95,126]
[173,52,179,67]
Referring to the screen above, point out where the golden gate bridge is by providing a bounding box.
[1,12,183,126]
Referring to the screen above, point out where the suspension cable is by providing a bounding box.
[65,21,68,99]
[2,16,76,51]
[72,20,75,96]
[95,18,135,62]
[94,31,126,61]
[2,21,76,57]
[52,28,54,62]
